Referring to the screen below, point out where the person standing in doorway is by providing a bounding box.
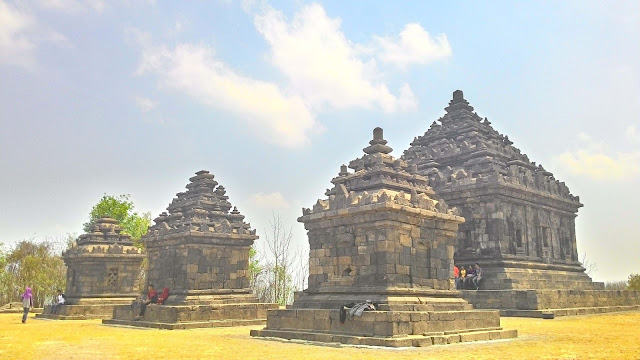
[21,286,33,323]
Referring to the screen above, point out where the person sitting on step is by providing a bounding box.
[157,287,170,305]
[464,265,475,289]
[51,289,66,314]
[472,263,483,290]
[134,284,158,321]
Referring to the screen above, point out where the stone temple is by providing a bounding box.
[103,170,277,329]
[251,128,517,347]
[37,218,145,320]
[403,90,640,317]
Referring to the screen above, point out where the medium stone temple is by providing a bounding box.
[37,218,145,320]
[251,128,517,347]
[403,90,640,317]
[103,170,277,329]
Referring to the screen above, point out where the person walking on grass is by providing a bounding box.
[21,286,33,323]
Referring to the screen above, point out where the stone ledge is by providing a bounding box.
[0,308,43,314]
[250,328,517,348]
[500,305,640,319]
[36,313,112,320]
[102,318,266,330]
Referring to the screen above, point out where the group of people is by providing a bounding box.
[16,284,168,323]
[454,263,483,290]
[131,284,170,321]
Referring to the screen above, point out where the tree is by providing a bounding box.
[628,274,640,291]
[248,245,262,292]
[264,213,295,305]
[248,213,308,306]
[83,194,151,246]
[0,239,66,307]
[580,253,597,276]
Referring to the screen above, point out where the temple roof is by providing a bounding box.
[147,170,256,238]
[76,217,133,245]
[302,128,456,217]
[64,217,143,257]
[402,90,581,206]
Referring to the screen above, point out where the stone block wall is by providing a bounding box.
[263,308,501,338]
[461,289,640,311]
[305,204,460,291]
[146,242,250,292]
[66,257,143,301]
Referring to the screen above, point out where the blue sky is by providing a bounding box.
[0,0,638,282]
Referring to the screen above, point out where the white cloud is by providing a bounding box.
[553,132,640,181]
[374,23,452,69]
[40,0,106,14]
[253,3,417,113]
[0,1,71,69]
[0,1,37,68]
[250,192,290,209]
[626,125,640,143]
[137,42,318,148]
[134,96,156,112]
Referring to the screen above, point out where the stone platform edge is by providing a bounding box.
[1,308,43,314]
[36,313,111,320]
[250,328,517,348]
[102,318,266,329]
[500,305,640,319]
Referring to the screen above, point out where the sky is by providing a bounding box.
[0,0,638,283]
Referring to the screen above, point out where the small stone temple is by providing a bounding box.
[251,128,517,347]
[402,90,640,317]
[37,218,145,320]
[103,170,277,329]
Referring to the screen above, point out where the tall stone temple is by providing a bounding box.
[37,218,145,320]
[252,128,517,346]
[104,170,277,329]
[403,90,640,317]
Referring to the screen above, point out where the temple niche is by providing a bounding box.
[402,91,640,316]
[251,128,517,347]
[37,218,145,320]
[104,170,277,329]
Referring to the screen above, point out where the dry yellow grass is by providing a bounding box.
[0,312,638,360]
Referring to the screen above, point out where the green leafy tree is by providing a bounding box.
[628,274,640,290]
[0,239,66,307]
[83,194,151,247]
[248,245,262,292]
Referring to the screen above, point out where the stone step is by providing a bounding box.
[103,318,266,330]
[250,327,517,347]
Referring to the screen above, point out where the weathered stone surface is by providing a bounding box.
[103,171,277,329]
[401,90,640,315]
[403,91,589,289]
[37,218,145,320]
[252,128,516,347]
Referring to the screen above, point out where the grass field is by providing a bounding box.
[0,311,638,359]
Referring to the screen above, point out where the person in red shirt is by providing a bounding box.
[157,287,170,305]
[454,265,461,289]
[134,284,158,320]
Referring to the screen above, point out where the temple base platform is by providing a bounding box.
[250,287,517,347]
[102,293,278,329]
[460,289,640,318]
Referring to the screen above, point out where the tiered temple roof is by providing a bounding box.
[402,90,581,208]
[65,218,142,256]
[302,127,456,217]
[147,170,256,239]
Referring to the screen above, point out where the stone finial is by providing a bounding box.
[339,164,349,176]
[363,127,393,155]
[444,89,474,116]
